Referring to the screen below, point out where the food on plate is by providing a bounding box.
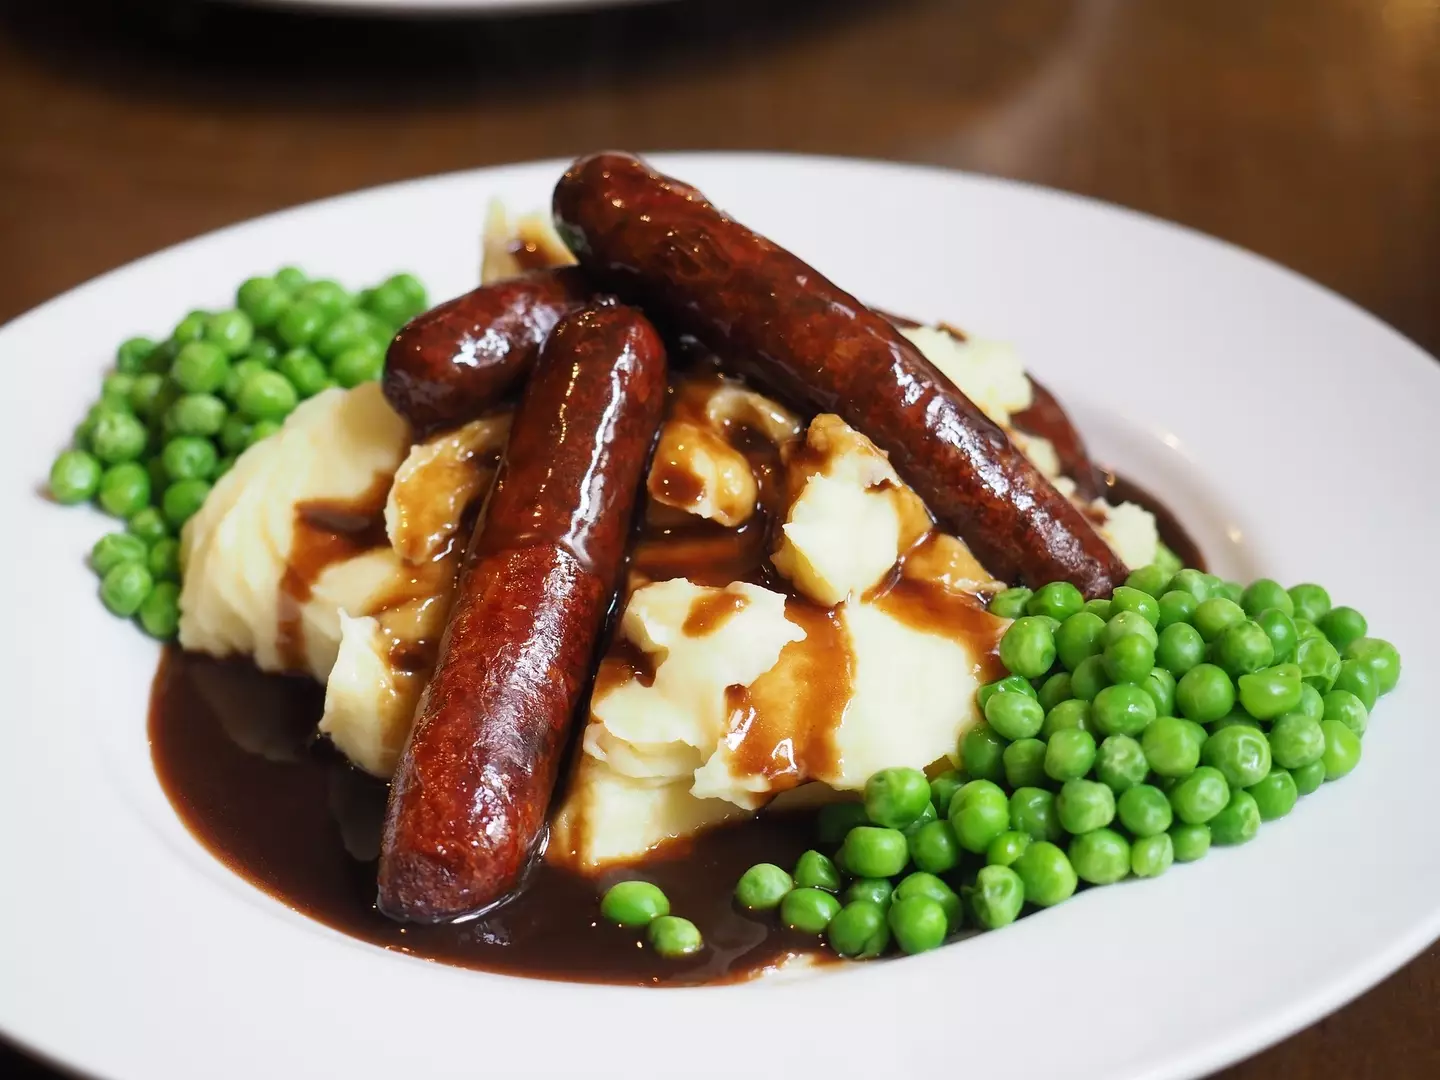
[52,153,1402,985]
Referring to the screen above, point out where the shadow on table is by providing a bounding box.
[0,0,908,104]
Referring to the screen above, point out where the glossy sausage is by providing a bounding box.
[381,267,591,434]
[378,302,668,922]
[1013,378,1103,503]
[553,152,1127,596]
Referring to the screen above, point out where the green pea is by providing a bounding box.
[244,338,280,366]
[1092,683,1157,737]
[219,416,253,455]
[861,766,929,829]
[1057,778,1115,835]
[1217,581,1245,604]
[1103,610,1159,649]
[276,301,328,348]
[1210,712,1261,734]
[1267,712,1325,770]
[961,723,1008,784]
[99,560,153,617]
[950,791,1010,854]
[49,449,103,504]
[1002,738,1048,789]
[159,436,217,483]
[1110,586,1160,627]
[827,900,889,958]
[1292,759,1327,796]
[126,372,165,419]
[90,410,148,465]
[1201,724,1272,789]
[1237,662,1303,720]
[1025,581,1083,622]
[1213,621,1275,677]
[1193,597,1246,642]
[277,347,331,399]
[985,829,1031,867]
[734,863,794,910]
[970,864,1025,929]
[1156,621,1206,676]
[1138,716,1197,778]
[1254,608,1298,665]
[212,455,235,480]
[137,581,181,639]
[1054,611,1106,672]
[222,359,271,405]
[91,532,147,575]
[1169,822,1210,863]
[170,340,229,396]
[886,895,948,954]
[309,310,369,362]
[332,342,384,388]
[1157,590,1197,631]
[1294,618,1326,645]
[1331,659,1378,713]
[247,419,282,447]
[236,276,290,328]
[908,819,960,874]
[147,537,181,582]
[1104,633,1156,685]
[1288,583,1332,623]
[894,871,962,931]
[168,393,227,437]
[1013,840,1077,907]
[171,309,208,344]
[123,508,165,547]
[1142,669,1176,719]
[1167,569,1213,601]
[1070,655,1112,702]
[1320,719,1361,780]
[236,370,299,423]
[793,850,841,892]
[162,478,212,528]
[204,309,254,357]
[1296,635,1342,692]
[1038,729,1092,784]
[274,266,308,291]
[1042,699,1093,739]
[385,272,427,311]
[1009,786,1062,843]
[900,799,938,838]
[296,279,352,321]
[1296,682,1325,721]
[985,692,1045,741]
[1344,637,1400,695]
[1124,564,1173,598]
[1037,672,1074,712]
[1084,598,1114,620]
[999,616,1057,678]
[1209,790,1260,845]
[841,826,910,877]
[1248,768,1298,822]
[1318,605,1367,652]
[115,335,156,374]
[844,878,894,909]
[929,771,965,816]
[364,279,416,327]
[646,915,702,959]
[976,674,1038,711]
[1175,663,1235,722]
[1131,833,1174,878]
[600,880,669,927]
[98,462,151,517]
[1118,783,1174,837]
[1241,579,1293,618]
[781,887,842,934]
[1169,766,1230,825]
[1092,734,1145,795]
[989,587,1033,619]
[1068,827,1130,885]
[103,373,137,408]
[1153,543,1183,579]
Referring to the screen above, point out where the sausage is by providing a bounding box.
[1013,378,1103,502]
[378,302,668,922]
[381,267,591,434]
[553,152,1127,596]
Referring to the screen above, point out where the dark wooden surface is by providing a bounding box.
[2,0,1437,1076]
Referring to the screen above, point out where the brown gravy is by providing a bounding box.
[149,647,830,986]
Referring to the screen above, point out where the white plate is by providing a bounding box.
[2,154,1438,1080]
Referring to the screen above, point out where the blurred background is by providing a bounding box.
[2,0,1437,1075]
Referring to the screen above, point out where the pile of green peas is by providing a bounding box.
[47,267,428,639]
[598,880,704,959]
[727,567,1400,961]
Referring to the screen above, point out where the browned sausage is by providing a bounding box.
[378,302,668,923]
[381,267,591,434]
[1013,378,1103,502]
[553,152,1127,596]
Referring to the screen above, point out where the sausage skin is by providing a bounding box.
[1013,378,1103,503]
[381,266,590,434]
[553,152,1127,596]
[378,302,668,922]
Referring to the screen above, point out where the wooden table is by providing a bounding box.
[1,0,1437,1076]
